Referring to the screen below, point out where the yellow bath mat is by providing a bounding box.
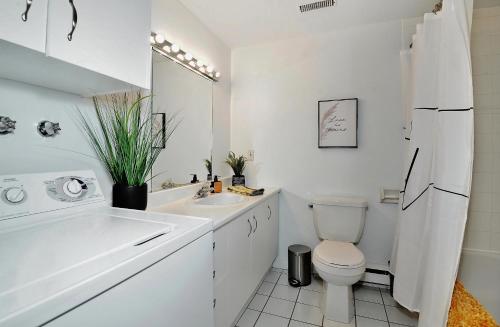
[447,281,498,327]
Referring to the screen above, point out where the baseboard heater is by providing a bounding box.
[360,267,391,288]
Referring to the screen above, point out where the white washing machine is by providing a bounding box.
[0,170,214,327]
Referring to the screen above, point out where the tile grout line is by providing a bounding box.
[354,286,358,327]
[379,288,391,327]
[287,277,301,327]
[252,270,282,327]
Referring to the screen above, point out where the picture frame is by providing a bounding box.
[318,98,358,148]
[152,112,166,149]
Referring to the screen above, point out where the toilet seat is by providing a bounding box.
[314,240,365,269]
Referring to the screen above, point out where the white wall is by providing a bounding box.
[0,78,114,198]
[231,20,405,268]
[151,0,232,177]
[465,6,500,252]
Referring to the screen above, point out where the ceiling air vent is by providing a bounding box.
[299,0,336,13]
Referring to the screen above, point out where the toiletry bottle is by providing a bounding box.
[213,175,222,193]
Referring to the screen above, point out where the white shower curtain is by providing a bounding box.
[390,0,474,326]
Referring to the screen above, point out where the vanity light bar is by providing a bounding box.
[151,32,220,82]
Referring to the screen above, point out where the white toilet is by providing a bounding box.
[311,196,368,324]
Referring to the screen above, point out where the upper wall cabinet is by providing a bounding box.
[0,0,152,96]
[46,0,152,90]
[0,0,49,53]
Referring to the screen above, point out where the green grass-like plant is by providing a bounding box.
[79,92,177,186]
[204,158,212,175]
[225,151,247,176]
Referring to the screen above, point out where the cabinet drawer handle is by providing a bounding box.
[247,218,252,237]
[252,215,257,232]
[67,0,78,41]
[267,205,271,220]
[21,0,33,22]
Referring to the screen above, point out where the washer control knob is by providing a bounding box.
[0,116,16,134]
[64,179,85,196]
[4,187,26,204]
[38,120,61,137]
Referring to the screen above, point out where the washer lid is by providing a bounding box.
[312,196,368,208]
[314,240,365,268]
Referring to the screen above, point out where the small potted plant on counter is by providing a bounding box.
[225,151,247,186]
[79,92,176,210]
[204,157,213,181]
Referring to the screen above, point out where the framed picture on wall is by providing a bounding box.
[152,113,166,149]
[318,98,358,148]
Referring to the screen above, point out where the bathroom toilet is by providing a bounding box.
[311,196,368,324]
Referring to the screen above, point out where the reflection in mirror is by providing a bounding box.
[151,50,213,192]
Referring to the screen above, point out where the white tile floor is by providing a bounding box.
[236,268,419,327]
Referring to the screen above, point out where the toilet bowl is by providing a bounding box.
[313,240,366,323]
[310,195,368,324]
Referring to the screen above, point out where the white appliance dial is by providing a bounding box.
[63,179,85,197]
[4,187,26,204]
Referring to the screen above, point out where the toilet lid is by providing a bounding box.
[315,240,365,268]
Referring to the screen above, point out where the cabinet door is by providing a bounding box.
[0,0,48,52]
[252,195,279,280]
[252,205,271,284]
[214,211,253,327]
[268,194,279,265]
[213,225,231,327]
[45,0,152,89]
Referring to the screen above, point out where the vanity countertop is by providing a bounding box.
[148,188,280,230]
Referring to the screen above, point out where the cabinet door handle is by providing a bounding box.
[247,218,252,237]
[67,0,78,41]
[21,0,33,22]
[267,205,272,220]
[252,216,258,232]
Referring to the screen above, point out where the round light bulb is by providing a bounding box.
[199,67,206,73]
[215,72,221,78]
[189,61,196,67]
[197,60,204,68]
[150,35,156,44]
[154,34,165,44]
[206,65,214,73]
[171,44,180,53]
[162,45,171,53]
[185,53,193,61]
[177,54,185,61]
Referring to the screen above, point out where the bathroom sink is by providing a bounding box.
[194,193,247,206]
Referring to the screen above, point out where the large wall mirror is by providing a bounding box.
[150,50,213,192]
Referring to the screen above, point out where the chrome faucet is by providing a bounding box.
[193,182,212,199]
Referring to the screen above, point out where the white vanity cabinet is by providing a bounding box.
[0,0,152,95]
[0,0,49,53]
[213,193,279,327]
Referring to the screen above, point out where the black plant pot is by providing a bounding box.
[112,183,148,210]
[232,175,245,186]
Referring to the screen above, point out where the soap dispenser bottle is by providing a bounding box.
[213,175,222,193]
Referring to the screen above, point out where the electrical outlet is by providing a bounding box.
[247,150,255,161]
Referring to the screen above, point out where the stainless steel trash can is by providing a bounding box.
[288,244,311,287]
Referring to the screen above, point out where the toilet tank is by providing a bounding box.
[312,196,368,243]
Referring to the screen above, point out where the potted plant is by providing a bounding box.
[79,92,176,210]
[225,151,247,186]
[204,157,213,181]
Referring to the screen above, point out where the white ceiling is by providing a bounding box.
[178,0,438,48]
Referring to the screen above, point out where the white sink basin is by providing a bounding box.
[194,193,247,206]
